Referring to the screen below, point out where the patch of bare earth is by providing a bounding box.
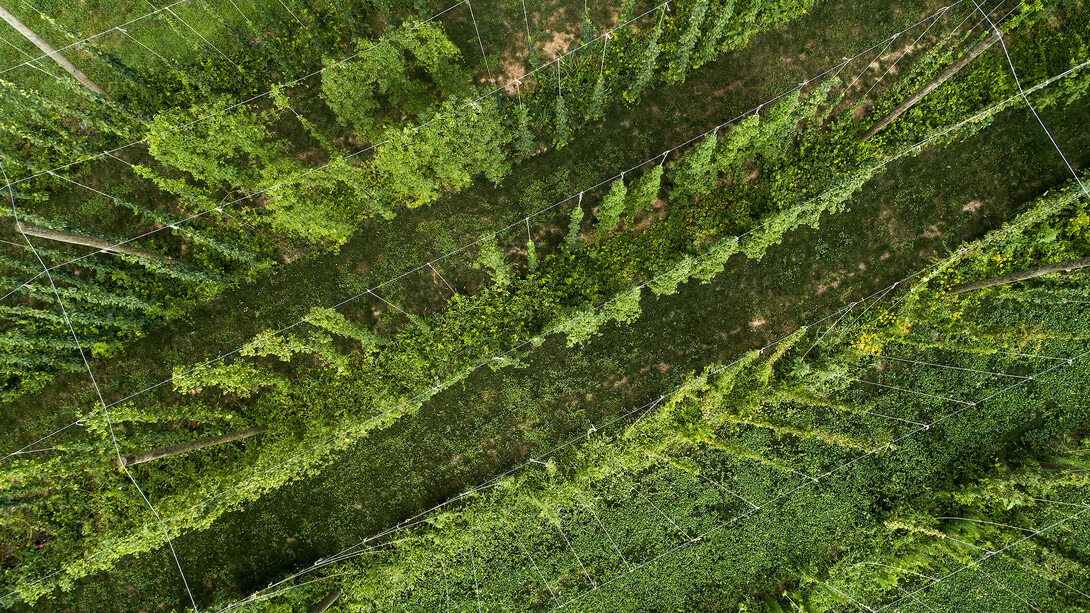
[638,362,672,374]
[921,223,945,239]
[538,31,576,62]
[962,199,984,213]
[490,53,529,93]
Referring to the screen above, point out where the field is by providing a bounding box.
[0,0,1088,611]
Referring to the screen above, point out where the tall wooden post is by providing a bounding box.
[17,221,165,261]
[110,427,268,468]
[949,257,1090,294]
[309,589,343,613]
[860,30,1000,142]
[0,4,112,99]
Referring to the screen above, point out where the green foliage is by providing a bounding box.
[668,132,719,203]
[587,73,607,120]
[515,104,534,158]
[581,7,595,45]
[667,0,709,83]
[174,361,286,399]
[625,8,666,103]
[475,233,510,286]
[145,99,285,192]
[596,177,628,237]
[566,199,586,251]
[258,155,378,247]
[0,76,139,176]
[554,95,571,147]
[627,164,664,215]
[235,258,1090,610]
[320,22,467,142]
[527,238,538,272]
[11,4,1090,606]
[306,307,384,353]
[696,0,735,66]
[866,8,1090,150]
[371,95,512,208]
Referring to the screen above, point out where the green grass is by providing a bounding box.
[6,0,1090,610]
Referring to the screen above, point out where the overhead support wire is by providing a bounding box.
[541,347,1090,612]
[4,2,985,462]
[465,0,492,82]
[209,194,1090,611]
[6,40,1083,476]
[0,158,202,612]
[12,6,1090,603]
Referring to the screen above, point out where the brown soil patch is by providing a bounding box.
[816,279,842,295]
[921,223,944,239]
[962,199,984,213]
[853,100,873,120]
[493,55,529,93]
[539,31,576,62]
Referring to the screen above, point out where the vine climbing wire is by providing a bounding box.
[854,515,1090,606]
[4,81,1085,610]
[861,2,954,99]
[2,8,1081,606]
[8,10,1090,605]
[0,0,469,189]
[0,0,986,462]
[0,0,681,295]
[468,546,483,612]
[186,302,899,610]
[7,50,1090,604]
[213,164,1090,612]
[96,244,882,613]
[970,0,1090,199]
[578,496,634,571]
[874,507,1090,612]
[215,280,1089,612]
[504,518,560,609]
[0,159,202,612]
[541,344,1090,612]
[19,9,1090,462]
[519,0,531,41]
[0,0,188,76]
[0,0,981,299]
